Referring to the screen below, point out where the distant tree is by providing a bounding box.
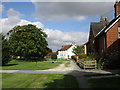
[7,24,48,61]
[72,45,84,56]
[1,34,11,65]
[46,47,52,54]
[51,54,57,60]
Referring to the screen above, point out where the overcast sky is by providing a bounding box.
[1,1,116,51]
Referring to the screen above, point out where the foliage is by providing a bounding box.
[88,52,98,60]
[7,24,48,61]
[79,53,86,59]
[72,45,84,56]
[97,51,107,69]
[51,54,57,60]
[103,51,120,69]
[71,55,76,60]
[84,57,93,61]
[46,47,52,54]
[1,34,11,65]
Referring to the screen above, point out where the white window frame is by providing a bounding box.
[118,27,120,39]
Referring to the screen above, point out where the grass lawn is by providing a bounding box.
[2,73,79,88]
[65,61,70,67]
[1,60,62,70]
[84,73,115,77]
[88,77,120,88]
[57,59,70,62]
[85,73,120,88]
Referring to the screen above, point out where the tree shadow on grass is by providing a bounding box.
[3,64,18,66]
[43,70,120,89]
[43,75,79,89]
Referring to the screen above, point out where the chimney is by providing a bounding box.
[71,42,75,45]
[114,0,120,18]
[100,16,108,22]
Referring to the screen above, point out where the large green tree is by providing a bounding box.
[7,24,48,60]
[1,33,11,65]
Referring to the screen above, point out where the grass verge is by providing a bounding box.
[65,61,70,67]
[1,60,62,70]
[2,73,79,88]
[88,77,120,88]
[85,73,120,88]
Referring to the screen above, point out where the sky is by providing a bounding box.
[0,0,116,51]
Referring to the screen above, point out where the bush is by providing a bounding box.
[84,57,93,61]
[97,58,104,69]
[97,51,107,69]
[71,55,75,60]
[51,54,57,60]
[103,51,120,69]
[79,53,86,59]
[88,53,98,60]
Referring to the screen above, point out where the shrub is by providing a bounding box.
[84,57,93,61]
[51,54,57,60]
[97,51,107,69]
[88,53,98,60]
[103,51,120,69]
[72,45,84,56]
[71,55,75,60]
[79,53,86,59]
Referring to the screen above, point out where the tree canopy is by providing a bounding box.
[1,33,11,65]
[72,45,84,56]
[7,24,48,60]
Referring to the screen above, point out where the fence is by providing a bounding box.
[79,59,97,69]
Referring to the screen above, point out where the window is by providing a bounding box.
[118,27,120,39]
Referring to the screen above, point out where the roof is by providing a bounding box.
[96,14,120,37]
[90,22,109,37]
[104,14,120,32]
[58,45,72,51]
[83,41,89,45]
[46,52,57,56]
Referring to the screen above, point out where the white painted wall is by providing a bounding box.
[57,45,76,59]
[84,44,87,54]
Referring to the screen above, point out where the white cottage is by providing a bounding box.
[57,44,76,59]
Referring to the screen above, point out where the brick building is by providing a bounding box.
[86,1,120,56]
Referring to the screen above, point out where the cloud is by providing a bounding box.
[1,8,23,34]
[32,2,114,21]
[3,0,116,2]
[17,19,44,28]
[31,0,116,2]
[0,4,4,13]
[44,28,88,51]
[1,18,44,35]
[1,7,88,51]
[1,8,44,35]
[6,8,23,25]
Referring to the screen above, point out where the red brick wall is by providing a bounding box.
[106,22,119,54]
[98,35,105,55]
[118,20,120,26]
